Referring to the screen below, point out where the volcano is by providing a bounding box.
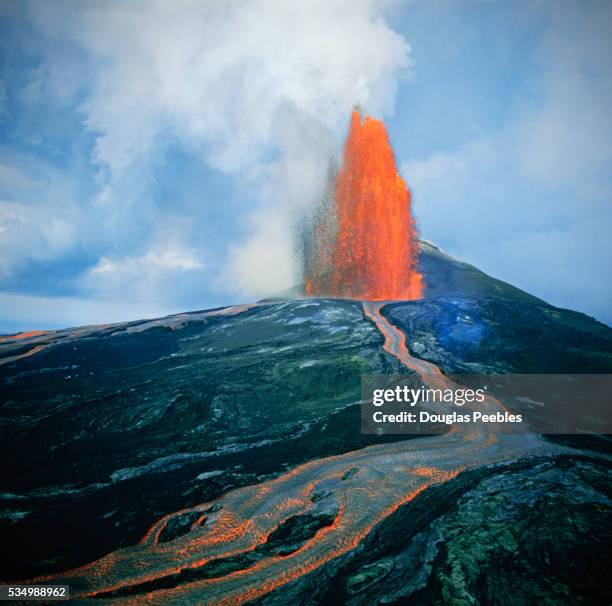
[1,242,611,604]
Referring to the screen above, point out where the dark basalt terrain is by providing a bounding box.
[383,296,612,374]
[0,241,610,605]
[0,301,410,579]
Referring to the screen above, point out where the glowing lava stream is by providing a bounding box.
[35,304,555,605]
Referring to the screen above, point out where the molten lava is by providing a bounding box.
[304,109,423,300]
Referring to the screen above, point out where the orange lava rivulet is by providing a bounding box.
[304,109,423,300]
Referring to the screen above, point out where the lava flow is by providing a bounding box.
[32,305,553,605]
[304,109,423,300]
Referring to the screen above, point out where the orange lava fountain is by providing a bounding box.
[304,109,423,300]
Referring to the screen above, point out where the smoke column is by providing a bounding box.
[303,109,423,300]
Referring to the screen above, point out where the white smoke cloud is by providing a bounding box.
[27,0,411,298]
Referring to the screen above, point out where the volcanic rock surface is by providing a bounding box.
[0,242,610,605]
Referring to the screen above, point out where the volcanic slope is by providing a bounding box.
[0,244,610,604]
[0,301,407,579]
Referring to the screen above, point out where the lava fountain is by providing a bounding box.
[303,109,423,300]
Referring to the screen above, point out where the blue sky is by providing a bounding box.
[0,0,611,332]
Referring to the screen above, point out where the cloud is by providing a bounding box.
[81,240,205,303]
[0,152,82,279]
[0,79,7,120]
[404,0,612,323]
[23,0,411,300]
[0,291,171,333]
[513,1,612,187]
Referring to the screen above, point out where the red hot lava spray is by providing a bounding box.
[304,109,423,300]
